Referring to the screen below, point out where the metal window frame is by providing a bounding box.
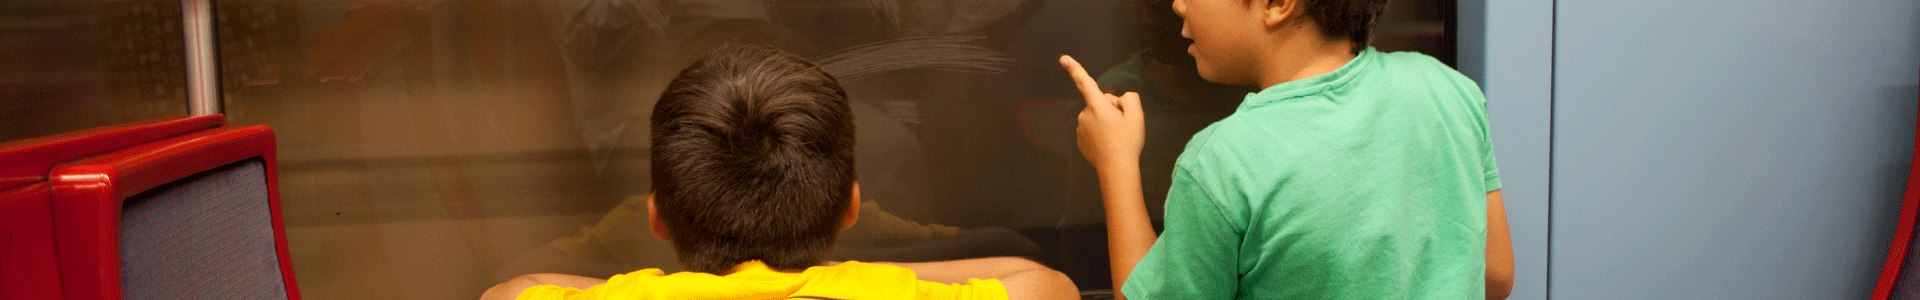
[182,0,219,115]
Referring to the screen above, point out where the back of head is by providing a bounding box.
[1298,0,1392,52]
[650,45,855,274]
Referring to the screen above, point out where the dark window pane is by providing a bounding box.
[213,1,1457,299]
[1,0,189,142]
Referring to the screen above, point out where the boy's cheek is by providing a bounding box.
[1187,42,1219,75]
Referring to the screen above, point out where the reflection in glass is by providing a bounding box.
[206,0,1457,299]
[1,0,189,143]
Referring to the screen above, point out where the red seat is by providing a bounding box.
[0,115,302,300]
[0,115,221,300]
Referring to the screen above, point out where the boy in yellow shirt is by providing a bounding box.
[481,45,1078,300]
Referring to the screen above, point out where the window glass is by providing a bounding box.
[1,0,189,143]
[211,1,1456,299]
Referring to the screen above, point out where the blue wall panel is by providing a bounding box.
[1550,0,1918,298]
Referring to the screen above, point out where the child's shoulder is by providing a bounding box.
[1170,120,1271,176]
[1375,49,1444,62]
[805,261,929,289]
[802,262,1010,300]
[1370,49,1486,103]
[814,261,917,278]
[1374,50,1475,82]
[1372,49,1450,71]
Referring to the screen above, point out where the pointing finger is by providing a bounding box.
[1059,55,1108,107]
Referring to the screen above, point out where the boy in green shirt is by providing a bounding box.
[1060,0,1515,298]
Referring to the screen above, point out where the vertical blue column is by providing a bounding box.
[1459,0,1554,299]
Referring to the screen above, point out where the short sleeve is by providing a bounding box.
[914,278,1009,300]
[1459,73,1501,193]
[1482,127,1497,191]
[1121,168,1242,299]
[1479,109,1502,192]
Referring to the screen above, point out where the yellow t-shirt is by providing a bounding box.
[516,260,1008,300]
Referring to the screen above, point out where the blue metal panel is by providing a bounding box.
[1550,0,1919,298]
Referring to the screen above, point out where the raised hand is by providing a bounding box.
[1060,55,1146,174]
[1061,55,1155,299]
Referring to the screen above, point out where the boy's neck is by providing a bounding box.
[1148,59,1256,108]
[1255,37,1359,89]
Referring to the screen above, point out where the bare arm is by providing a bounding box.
[873,257,1080,300]
[479,273,607,300]
[1061,55,1154,300]
[1095,159,1156,295]
[1486,190,1514,300]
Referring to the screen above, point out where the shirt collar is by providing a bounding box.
[1239,47,1379,110]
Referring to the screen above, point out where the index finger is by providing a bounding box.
[1059,55,1107,106]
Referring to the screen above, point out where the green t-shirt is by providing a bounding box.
[1120,47,1501,299]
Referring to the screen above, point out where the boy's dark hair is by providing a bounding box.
[650,44,856,274]
[1257,0,1390,53]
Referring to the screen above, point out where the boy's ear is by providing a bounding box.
[840,182,861,230]
[1262,0,1303,27]
[647,192,672,241]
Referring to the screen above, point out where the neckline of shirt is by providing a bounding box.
[1238,46,1380,110]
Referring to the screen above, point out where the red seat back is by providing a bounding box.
[0,115,221,300]
[0,115,301,300]
[49,125,300,300]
